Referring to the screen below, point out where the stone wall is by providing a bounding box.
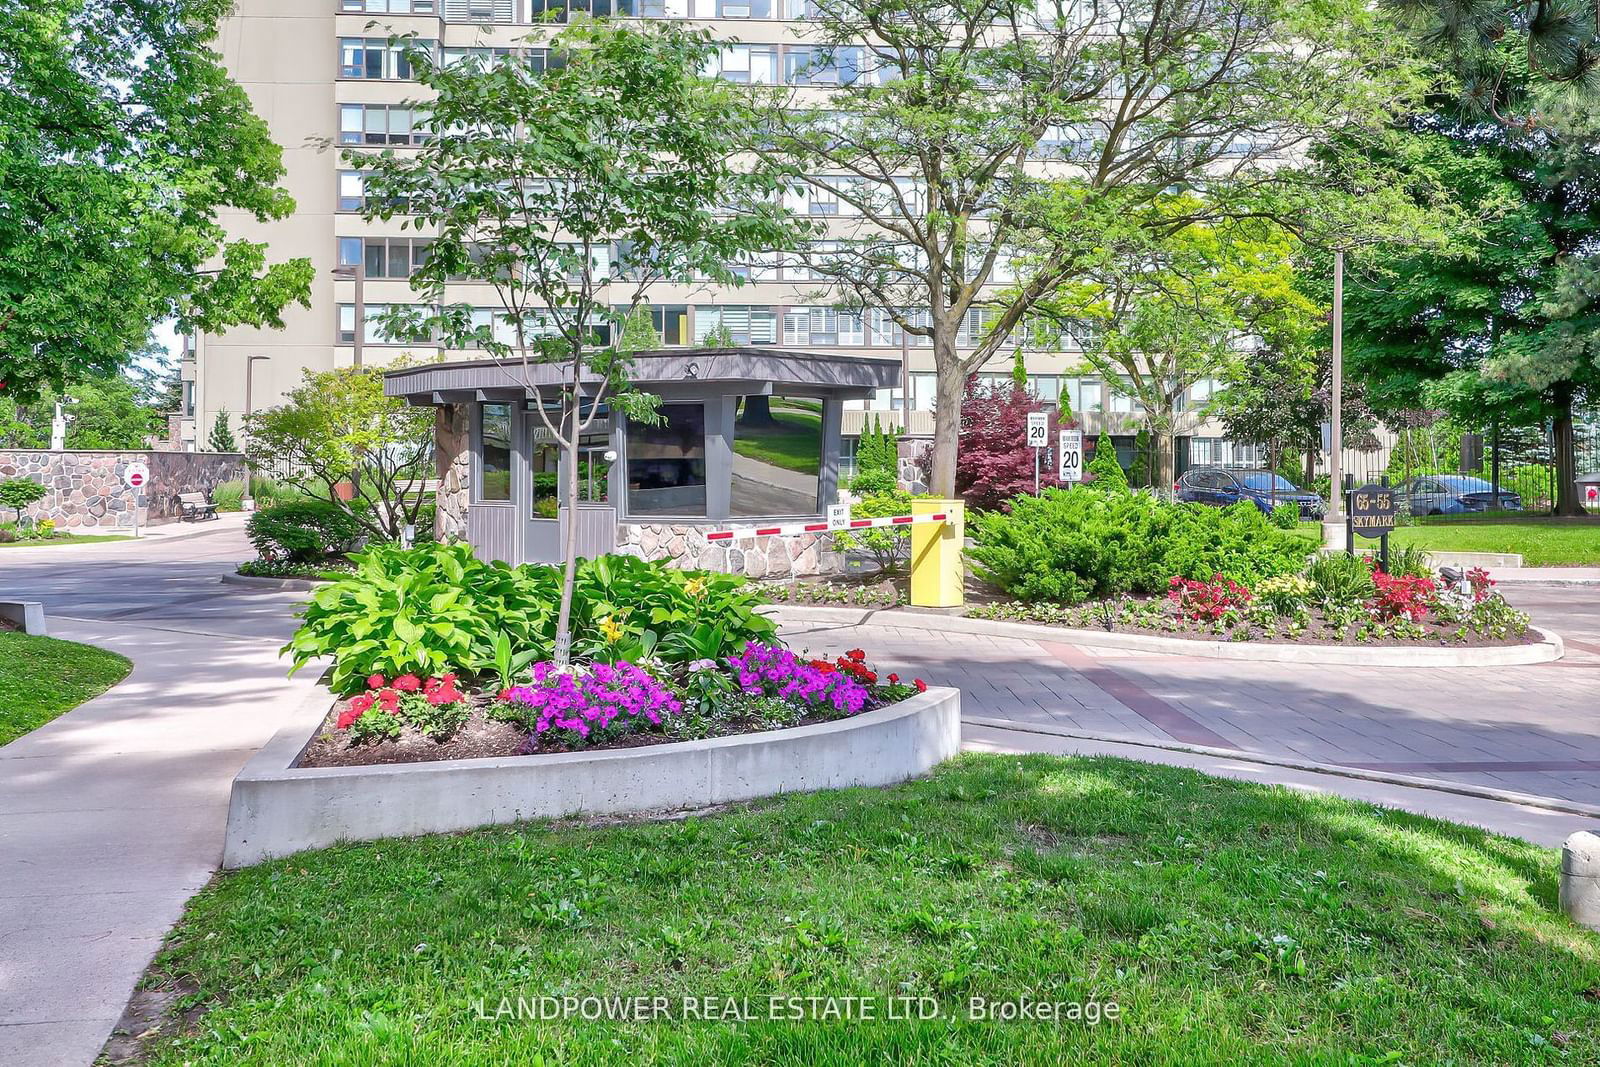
[434,403,469,541]
[0,450,246,529]
[615,523,844,579]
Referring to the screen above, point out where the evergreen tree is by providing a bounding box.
[1086,431,1129,492]
[208,410,238,453]
[617,304,661,354]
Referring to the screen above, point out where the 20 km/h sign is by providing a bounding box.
[1058,429,1083,482]
[1025,411,1049,449]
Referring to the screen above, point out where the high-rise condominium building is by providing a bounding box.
[194,0,1261,475]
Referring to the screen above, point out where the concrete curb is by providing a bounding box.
[771,605,1564,667]
[222,685,962,868]
[220,570,326,592]
[965,715,1600,820]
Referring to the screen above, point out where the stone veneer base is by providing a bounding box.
[222,685,961,868]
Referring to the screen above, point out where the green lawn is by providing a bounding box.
[0,533,135,548]
[1390,518,1600,566]
[0,631,131,745]
[138,755,1596,1064]
[732,402,823,475]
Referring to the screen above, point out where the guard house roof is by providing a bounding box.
[383,348,902,404]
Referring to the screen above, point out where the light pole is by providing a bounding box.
[1322,249,1346,550]
[241,354,270,511]
[333,262,366,368]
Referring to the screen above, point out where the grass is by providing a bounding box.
[732,403,823,475]
[0,533,135,548]
[0,631,131,745]
[1389,517,1600,566]
[139,754,1597,1064]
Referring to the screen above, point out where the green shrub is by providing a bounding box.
[1383,544,1434,580]
[1270,501,1300,529]
[212,480,245,512]
[0,477,46,522]
[1307,553,1375,608]
[969,490,1315,603]
[1085,432,1128,492]
[848,467,897,495]
[833,489,914,574]
[286,543,778,693]
[249,499,366,563]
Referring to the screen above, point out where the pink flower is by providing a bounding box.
[914,679,928,692]
[394,674,421,693]
[367,674,386,690]
[349,694,374,715]
[337,708,361,730]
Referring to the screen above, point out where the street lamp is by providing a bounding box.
[1322,249,1346,550]
[333,261,366,369]
[242,354,270,511]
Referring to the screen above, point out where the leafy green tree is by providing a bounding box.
[700,323,736,348]
[0,0,312,400]
[208,411,238,453]
[1340,120,1599,513]
[758,0,1419,496]
[359,21,796,663]
[0,372,164,449]
[244,367,433,541]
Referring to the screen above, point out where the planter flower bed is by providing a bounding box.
[297,644,929,769]
[968,558,1534,647]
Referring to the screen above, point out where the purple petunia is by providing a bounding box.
[725,643,871,717]
[503,661,682,743]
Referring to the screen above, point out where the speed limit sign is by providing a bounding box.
[1058,430,1083,482]
[1026,411,1049,449]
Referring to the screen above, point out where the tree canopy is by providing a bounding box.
[0,0,312,401]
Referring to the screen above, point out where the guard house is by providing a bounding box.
[384,349,902,578]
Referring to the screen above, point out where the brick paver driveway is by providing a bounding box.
[778,583,1600,808]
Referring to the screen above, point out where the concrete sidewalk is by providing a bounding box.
[0,616,320,1067]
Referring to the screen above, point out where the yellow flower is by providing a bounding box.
[599,616,624,643]
[684,577,707,597]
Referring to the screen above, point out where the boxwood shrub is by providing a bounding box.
[247,499,366,563]
[970,489,1317,603]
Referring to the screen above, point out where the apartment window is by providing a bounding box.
[718,0,772,15]
[478,403,512,502]
[338,303,428,345]
[694,306,776,345]
[337,236,431,278]
[340,37,431,79]
[339,104,426,146]
[442,46,515,68]
[784,46,862,85]
[444,0,514,17]
[783,307,844,346]
[614,304,688,346]
[341,1,435,11]
[1077,378,1102,412]
[525,48,568,74]
[337,172,365,212]
[713,45,778,84]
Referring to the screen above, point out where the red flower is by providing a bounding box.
[336,708,361,730]
[366,673,386,690]
[846,648,866,661]
[497,687,513,702]
[809,658,836,672]
[378,688,401,711]
[914,679,928,692]
[888,673,900,684]
[349,693,375,715]
[394,674,422,692]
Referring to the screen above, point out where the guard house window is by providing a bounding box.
[626,403,706,517]
[479,404,512,501]
[731,395,823,516]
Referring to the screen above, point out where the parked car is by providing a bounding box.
[1175,467,1326,519]
[1397,475,1522,515]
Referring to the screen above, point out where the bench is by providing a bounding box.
[178,492,219,522]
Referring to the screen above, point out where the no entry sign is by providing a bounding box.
[124,462,150,490]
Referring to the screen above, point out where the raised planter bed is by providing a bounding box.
[769,605,1565,667]
[222,683,960,868]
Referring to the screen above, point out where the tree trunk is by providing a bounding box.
[1155,427,1176,494]
[1552,384,1582,516]
[553,356,583,665]
[928,352,964,498]
[738,394,777,426]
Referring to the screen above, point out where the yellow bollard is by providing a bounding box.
[910,498,965,608]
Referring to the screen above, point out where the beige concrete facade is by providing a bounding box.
[201,1,1269,473]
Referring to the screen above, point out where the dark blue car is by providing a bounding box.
[1176,467,1326,519]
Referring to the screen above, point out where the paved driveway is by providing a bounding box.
[778,584,1600,809]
